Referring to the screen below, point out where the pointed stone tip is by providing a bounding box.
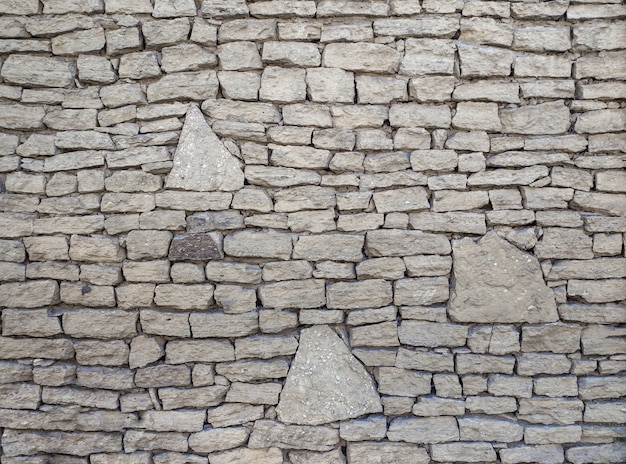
[276,324,382,426]
[165,105,244,192]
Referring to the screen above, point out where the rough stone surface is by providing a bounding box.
[276,325,382,425]
[449,232,558,323]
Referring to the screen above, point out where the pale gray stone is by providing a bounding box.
[210,447,283,464]
[518,398,584,425]
[582,325,626,355]
[346,442,429,464]
[165,106,243,191]
[431,442,497,462]
[449,232,556,323]
[249,420,339,452]
[1,55,73,88]
[276,325,382,425]
[376,367,431,396]
[500,445,564,464]
[567,443,626,464]
[388,417,459,444]
[500,101,571,135]
[323,43,401,73]
[2,430,121,457]
[459,417,523,442]
[189,427,249,453]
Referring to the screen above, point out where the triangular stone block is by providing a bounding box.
[276,325,382,425]
[166,105,244,192]
[448,231,558,323]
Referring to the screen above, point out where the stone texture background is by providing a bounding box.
[0,0,625,463]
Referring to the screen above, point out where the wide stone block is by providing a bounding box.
[2,308,62,337]
[0,280,59,308]
[376,367,431,397]
[224,230,292,260]
[366,229,451,256]
[258,279,325,310]
[327,279,392,309]
[1,430,121,457]
[500,101,570,135]
[399,321,467,348]
[190,311,258,338]
[293,234,363,262]
[1,55,73,88]
[323,43,401,73]
[147,71,219,103]
[388,417,459,444]
[63,309,137,339]
[459,417,523,442]
[347,442,429,464]
[249,420,339,452]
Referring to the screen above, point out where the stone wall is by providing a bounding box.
[0,0,625,463]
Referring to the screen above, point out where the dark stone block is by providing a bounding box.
[169,233,223,261]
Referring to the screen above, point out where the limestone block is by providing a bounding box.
[460,16,513,46]
[347,442,429,464]
[465,396,517,415]
[124,430,188,453]
[190,311,258,338]
[326,279,392,309]
[154,284,214,310]
[75,339,129,367]
[453,102,501,131]
[216,359,288,383]
[517,353,570,376]
[433,190,489,212]
[500,445,564,464]
[501,101,570,135]
[210,447,283,464]
[1,55,73,88]
[401,38,456,76]
[575,108,626,134]
[250,1,316,17]
[123,260,170,283]
[118,52,161,80]
[0,337,74,360]
[582,325,626,355]
[373,187,429,213]
[449,232,557,323]
[399,321,466,348]
[567,443,626,464]
[388,417,459,444]
[189,427,249,453]
[457,354,515,374]
[269,146,330,171]
[147,71,219,103]
[2,308,62,337]
[226,381,281,404]
[521,324,581,353]
[535,228,593,259]
[260,66,306,103]
[51,27,105,55]
[458,43,514,77]
[1,430,121,457]
[218,42,262,71]
[219,19,276,42]
[518,398,584,425]
[224,230,292,260]
[412,397,465,416]
[318,1,389,17]
[357,75,407,104]
[524,425,582,445]
[323,43,401,73]
[431,443,497,462]
[376,367,431,396]
[366,229,451,256]
[459,417,523,442]
[0,280,59,308]
[63,309,137,339]
[513,26,571,52]
[153,0,196,17]
[0,104,46,129]
[259,279,325,309]
[350,322,399,348]
[262,41,320,67]
[205,261,262,284]
[390,103,451,128]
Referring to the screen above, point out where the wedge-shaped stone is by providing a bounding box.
[276,325,382,425]
[249,419,340,451]
[449,232,557,323]
[1,55,73,88]
[166,106,243,192]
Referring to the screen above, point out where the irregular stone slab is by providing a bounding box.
[1,55,73,88]
[166,106,244,192]
[276,325,382,425]
[168,233,223,260]
[249,419,339,452]
[449,232,557,323]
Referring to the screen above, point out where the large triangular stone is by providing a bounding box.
[276,325,382,425]
[166,105,244,192]
[448,231,558,323]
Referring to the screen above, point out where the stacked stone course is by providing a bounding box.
[0,0,625,462]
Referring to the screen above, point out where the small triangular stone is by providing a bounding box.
[276,325,382,425]
[448,231,558,323]
[166,105,244,192]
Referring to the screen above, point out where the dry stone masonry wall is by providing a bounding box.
[0,0,625,462]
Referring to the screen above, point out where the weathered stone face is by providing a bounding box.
[165,105,244,192]
[448,232,558,323]
[276,325,382,425]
